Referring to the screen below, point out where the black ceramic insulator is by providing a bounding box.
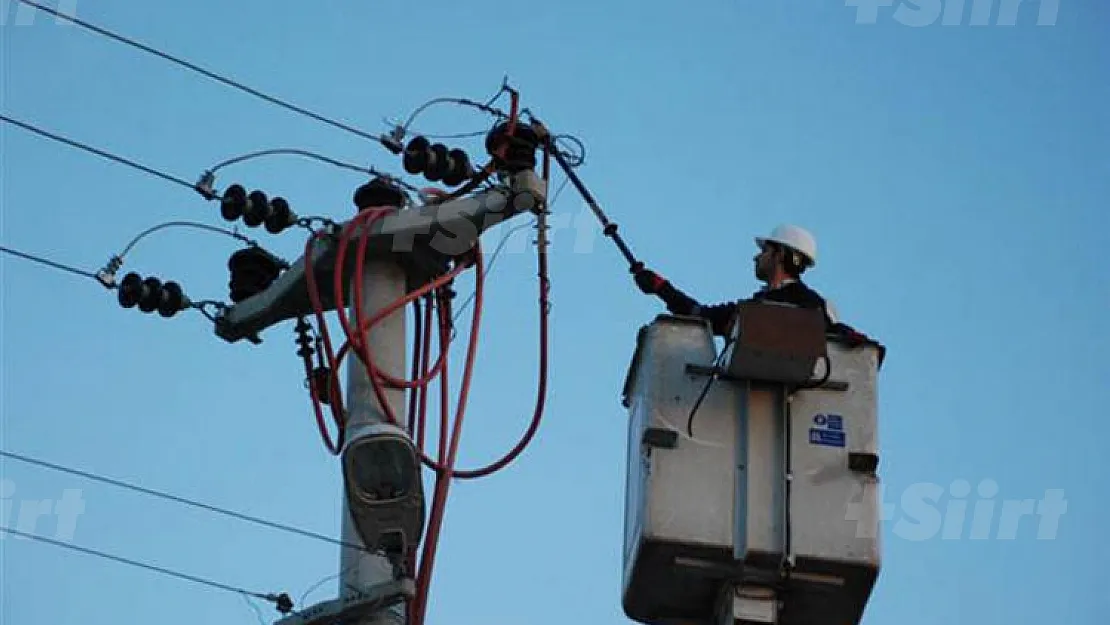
[137,277,163,313]
[157,281,186,318]
[354,177,406,210]
[228,247,283,303]
[425,143,449,181]
[265,197,294,234]
[485,122,540,172]
[243,190,270,227]
[442,148,473,186]
[403,136,431,175]
[220,185,248,221]
[118,272,143,308]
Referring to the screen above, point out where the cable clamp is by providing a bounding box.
[194,170,218,200]
[95,255,124,289]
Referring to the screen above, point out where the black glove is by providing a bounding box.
[634,267,666,295]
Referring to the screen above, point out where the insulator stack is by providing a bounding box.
[353,176,408,211]
[219,184,297,234]
[294,318,333,404]
[485,121,541,173]
[228,246,283,303]
[402,136,474,186]
[294,318,315,359]
[117,272,188,317]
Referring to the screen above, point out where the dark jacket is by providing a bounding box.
[655,279,836,337]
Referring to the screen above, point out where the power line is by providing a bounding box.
[207,148,375,176]
[0,113,198,192]
[203,148,422,193]
[15,0,383,146]
[0,449,370,554]
[117,221,257,258]
[0,244,102,282]
[0,525,291,610]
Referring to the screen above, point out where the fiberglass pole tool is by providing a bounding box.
[542,133,642,273]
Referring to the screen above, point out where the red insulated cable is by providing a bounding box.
[415,295,435,453]
[350,219,449,389]
[332,206,452,384]
[450,143,552,479]
[303,230,350,452]
[407,299,424,435]
[338,255,481,476]
[439,292,451,465]
[337,259,466,432]
[327,207,459,432]
[411,246,486,625]
[302,349,340,455]
[332,208,396,414]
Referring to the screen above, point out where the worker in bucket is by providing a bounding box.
[632,224,839,336]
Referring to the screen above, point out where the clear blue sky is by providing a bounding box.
[1,1,1106,624]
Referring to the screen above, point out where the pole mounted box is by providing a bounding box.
[619,312,885,625]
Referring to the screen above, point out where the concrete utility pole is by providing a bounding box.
[213,167,546,625]
[339,259,410,625]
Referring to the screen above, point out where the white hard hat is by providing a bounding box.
[755,224,817,267]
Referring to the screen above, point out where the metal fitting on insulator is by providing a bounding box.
[220,184,248,221]
[227,246,283,303]
[95,255,125,289]
[380,125,405,155]
[117,272,189,318]
[353,176,407,211]
[195,171,217,200]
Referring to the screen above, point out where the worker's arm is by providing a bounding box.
[633,267,735,336]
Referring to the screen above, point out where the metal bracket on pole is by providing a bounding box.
[274,579,416,625]
[212,169,546,344]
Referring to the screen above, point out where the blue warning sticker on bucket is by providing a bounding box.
[809,414,846,447]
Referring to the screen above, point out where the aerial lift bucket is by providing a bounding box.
[620,307,884,625]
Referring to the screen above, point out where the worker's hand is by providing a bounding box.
[634,267,666,295]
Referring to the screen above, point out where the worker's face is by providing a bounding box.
[753,243,777,282]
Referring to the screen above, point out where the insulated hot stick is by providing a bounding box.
[544,134,642,273]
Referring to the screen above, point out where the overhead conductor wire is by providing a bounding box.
[0,244,101,282]
[13,0,387,147]
[0,526,292,610]
[0,449,372,554]
[0,113,198,193]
